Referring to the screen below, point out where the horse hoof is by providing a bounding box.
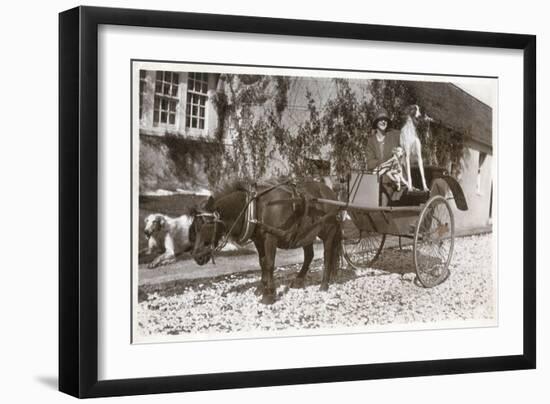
[260,294,276,305]
[290,278,305,289]
[254,286,264,296]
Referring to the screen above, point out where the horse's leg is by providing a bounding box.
[329,224,342,283]
[253,238,267,296]
[320,222,341,291]
[290,244,314,289]
[260,234,278,305]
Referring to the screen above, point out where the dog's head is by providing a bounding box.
[144,214,166,239]
[404,104,421,119]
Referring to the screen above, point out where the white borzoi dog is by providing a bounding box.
[400,104,429,191]
[142,213,193,268]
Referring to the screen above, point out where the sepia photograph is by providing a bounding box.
[131,61,497,343]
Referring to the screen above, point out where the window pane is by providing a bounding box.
[169,101,176,112]
[185,73,209,131]
[153,111,159,124]
[169,114,175,125]
[161,112,167,123]
[154,97,159,109]
[155,82,161,93]
[156,71,162,80]
[140,70,146,79]
[172,72,179,83]
[161,99,167,110]
[172,85,178,96]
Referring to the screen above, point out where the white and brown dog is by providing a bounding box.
[400,104,429,191]
[142,213,193,268]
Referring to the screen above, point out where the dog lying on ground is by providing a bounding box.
[141,213,193,268]
[400,104,429,191]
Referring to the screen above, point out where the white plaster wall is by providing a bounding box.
[454,147,493,230]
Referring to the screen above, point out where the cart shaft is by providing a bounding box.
[313,198,424,213]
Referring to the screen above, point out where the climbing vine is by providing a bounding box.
[321,79,370,174]
[210,74,290,183]
[211,75,467,185]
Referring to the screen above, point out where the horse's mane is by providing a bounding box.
[212,178,250,199]
[213,176,312,198]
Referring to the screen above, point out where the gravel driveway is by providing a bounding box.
[135,233,495,340]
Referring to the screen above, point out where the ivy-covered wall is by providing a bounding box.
[211,76,474,182]
[139,74,493,228]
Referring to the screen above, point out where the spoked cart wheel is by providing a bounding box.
[341,213,386,269]
[413,195,455,287]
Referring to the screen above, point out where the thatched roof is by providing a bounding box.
[409,81,492,150]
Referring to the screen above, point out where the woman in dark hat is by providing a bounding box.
[366,108,401,171]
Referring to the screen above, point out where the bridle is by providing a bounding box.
[192,211,226,264]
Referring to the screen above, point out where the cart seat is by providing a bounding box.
[388,189,430,207]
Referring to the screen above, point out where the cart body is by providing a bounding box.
[315,166,468,287]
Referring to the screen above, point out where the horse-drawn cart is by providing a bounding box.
[315,168,469,288]
[190,167,468,303]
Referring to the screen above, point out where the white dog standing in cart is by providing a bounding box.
[400,104,429,191]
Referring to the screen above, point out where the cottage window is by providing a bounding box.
[186,72,208,130]
[153,71,179,127]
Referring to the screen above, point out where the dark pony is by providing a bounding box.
[190,178,341,304]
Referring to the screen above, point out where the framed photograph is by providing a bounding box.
[59,6,536,398]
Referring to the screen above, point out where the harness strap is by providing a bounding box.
[206,180,295,262]
[235,190,257,245]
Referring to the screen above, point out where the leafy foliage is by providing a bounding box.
[321,79,370,174]
[419,124,466,174]
[276,90,323,174]
[211,75,467,185]
[212,74,283,181]
[366,80,417,128]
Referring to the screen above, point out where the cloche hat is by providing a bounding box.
[372,108,391,128]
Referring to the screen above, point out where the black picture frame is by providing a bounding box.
[59,5,536,398]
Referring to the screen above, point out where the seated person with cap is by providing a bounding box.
[366,109,403,204]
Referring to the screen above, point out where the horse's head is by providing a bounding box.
[189,196,225,265]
